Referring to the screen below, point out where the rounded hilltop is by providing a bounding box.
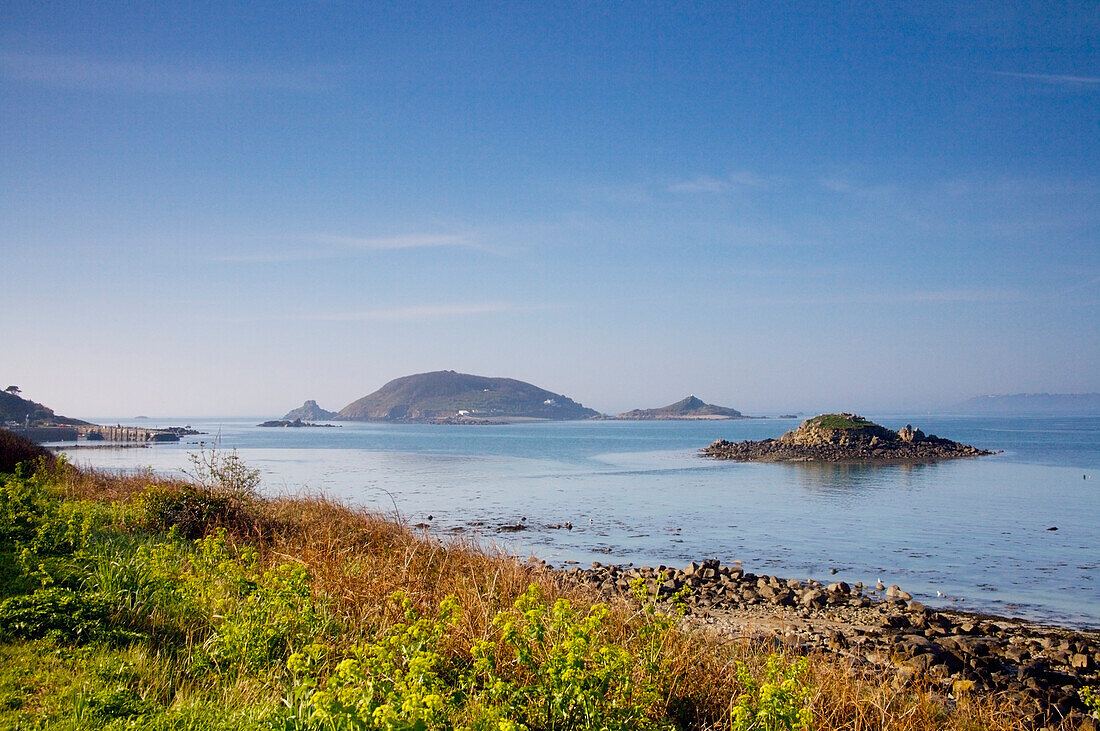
[703,413,994,463]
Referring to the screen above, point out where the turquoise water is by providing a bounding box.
[60,415,1100,628]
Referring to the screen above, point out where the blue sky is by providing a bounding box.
[2,2,1097,417]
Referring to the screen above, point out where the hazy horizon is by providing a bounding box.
[3,3,1097,417]
[9,376,1100,423]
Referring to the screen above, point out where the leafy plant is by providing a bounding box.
[134,444,262,539]
[729,655,813,731]
[0,586,126,644]
[72,685,154,722]
[281,585,678,731]
[204,560,329,674]
[283,593,459,731]
[185,444,262,500]
[0,469,56,547]
[1081,686,1099,720]
[137,482,233,538]
[497,584,667,730]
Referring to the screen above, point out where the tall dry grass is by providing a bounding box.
[54,462,1085,731]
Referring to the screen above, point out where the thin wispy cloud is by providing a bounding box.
[309,233,475,250]
[218,232,483,263]
[817,176,897,199]
[986,70,1100,88]
[296,302,524,322]
[760,288,1025,307]
[890,289,1023,304]
[0,51,327,93]
[218,250,332,263]
[814,172,1100,244]
[668,170,779,194]
[669,176,731,194]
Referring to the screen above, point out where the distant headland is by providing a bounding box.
[615,395,749,420]
[1,386,92,428]
[1,387,199,444]
[703,413,994,463]
[332,371,600,423]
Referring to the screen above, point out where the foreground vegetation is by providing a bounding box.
[0,435,1092,730]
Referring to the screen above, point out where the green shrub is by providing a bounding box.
[137,483,234,539]
[729,654,813,731]
[0,586,119,643]
[73,685,154,722]
[0,467,115,559]
[185,445,261,500]
[495,584,668,730]
[1081,686,1099,720]
[39,497,118,558]
[282,585,678,730]
[0,469,56,548]
[136,445,263,540]
[203,560,330,675]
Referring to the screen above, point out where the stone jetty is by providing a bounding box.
[6,424,195,443]
[77,425,183,442]
[703,413,994,463]
[559,558,1098,725]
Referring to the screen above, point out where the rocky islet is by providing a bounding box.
[257,418,338,428]
[703,413,995,463]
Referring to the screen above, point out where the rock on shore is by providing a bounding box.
[562,558,1098,725]
[703,413,993,463]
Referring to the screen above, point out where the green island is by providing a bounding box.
[0,429,1096,730]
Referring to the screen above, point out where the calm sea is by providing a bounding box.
[58,415,1100,628]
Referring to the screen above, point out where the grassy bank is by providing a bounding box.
[0,439,1092,729]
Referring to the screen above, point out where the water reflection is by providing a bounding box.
[782,460,935,496]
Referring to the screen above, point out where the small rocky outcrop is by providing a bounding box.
[258,418,337,428]
[616,395,746,420]
[282,400,339,421]
[703,413,993,463]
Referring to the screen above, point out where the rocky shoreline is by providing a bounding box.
[560,558,1098,725]
[703,413,995,463]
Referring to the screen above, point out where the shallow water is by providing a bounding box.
[59,415,1100,627]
